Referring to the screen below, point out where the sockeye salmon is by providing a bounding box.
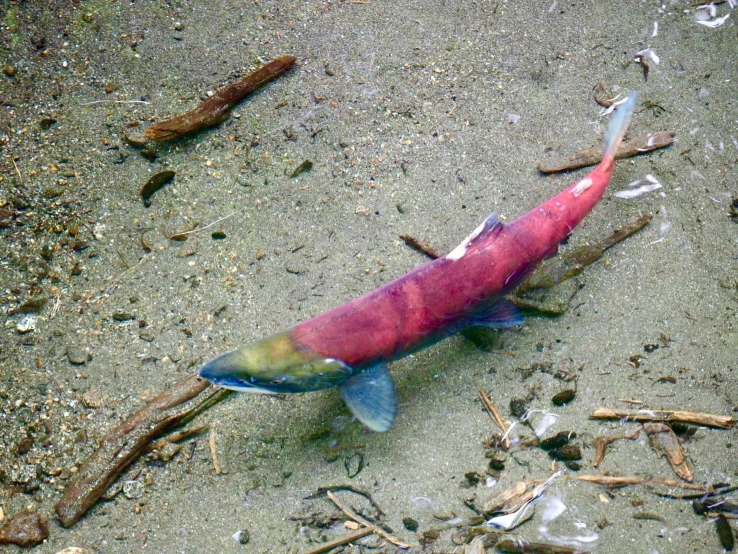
[200,92,638,431]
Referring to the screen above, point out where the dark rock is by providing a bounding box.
[0,511,49,547]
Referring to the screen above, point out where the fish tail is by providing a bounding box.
[603,91,637,158]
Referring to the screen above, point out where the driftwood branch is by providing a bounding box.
[538,131,675,173]
[145,55,296,141]
[56,374,230,527]
[589,408,734,430]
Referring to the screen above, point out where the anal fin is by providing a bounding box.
[339,363,397,432]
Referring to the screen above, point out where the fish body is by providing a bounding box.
[200,93,638,431]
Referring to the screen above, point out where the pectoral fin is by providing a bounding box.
[469,298,524,329]
[339,363,397,432]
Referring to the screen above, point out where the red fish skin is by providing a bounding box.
[291,153,617,369]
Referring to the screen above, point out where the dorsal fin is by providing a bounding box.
[446,213,502,261]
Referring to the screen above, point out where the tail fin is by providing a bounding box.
[603,91,637,157]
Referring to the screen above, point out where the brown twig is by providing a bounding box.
[302,527,374,554]
[209,425,223,475]
[592,428,640,468]
[574,474,709,491]
[589,408,734,430]
[516,214,653,294]
[399,234,443,259]
[56,374,231,527]
[496,537,590,554]
[538,131,675,173]
[478,390,510,448]
[326,491,412,549]
[145,55,296,141]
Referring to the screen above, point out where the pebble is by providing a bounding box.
[0,510,49,547]
[16,315,37,334]
[3,64,16,76]
[54,548,95,554]
[231,529,250,544]
[112,311,135,321]
[67,345,89,365]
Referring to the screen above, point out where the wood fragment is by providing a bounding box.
[592,428,640,468]
[496,537,590,554]
[149,422,208,452]
[538,131,675,173]
[482,481,530,514]
[589,408,734,430]
[478,390,510,448]
[592,82,617,108]
[326,491,412,549]
[302,527,373,554]
[517,214,653,293]
[399,234,443,259]
[56,374,230,527]
[145,55,296,141]
[209,425,222,475]
[140,170,175,207]
[574,474,710,491]
[644,422,693,482]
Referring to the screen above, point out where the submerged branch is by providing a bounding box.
[145,55,296,141]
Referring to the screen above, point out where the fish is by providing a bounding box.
[199,92,638,432]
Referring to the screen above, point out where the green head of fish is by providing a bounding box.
[199,331,353,393]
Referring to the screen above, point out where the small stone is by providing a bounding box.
[14,436,34,455]
[54,548,95,554]
[3,65,17,77]
[16,315,36,334]
[0,510,49,547]
[112,311,135,321]
[67,345,89,365]
[402,516,419,532]
[173,21,184,31]
[124,131,147,148]
[231,529,250,544]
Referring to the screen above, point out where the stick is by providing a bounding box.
[517,214,653,293]
[589,408,734,430]
[209,425,222,475]
[478,390,510,449]
[145,56,296,141]
[592,428,640,468]
[538,131,675,173]
[302,527,373,554]
[55,374,230,527]
[574,474,713,491]
[399,234,443,259]
[326,491,412,549]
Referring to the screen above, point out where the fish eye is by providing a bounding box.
[270,377,285,385]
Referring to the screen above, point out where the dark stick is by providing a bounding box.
[55,374,230,527]
[145,55,296,141]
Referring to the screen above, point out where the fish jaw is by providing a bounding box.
[199,330,354,394]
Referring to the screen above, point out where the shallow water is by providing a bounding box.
[1,1,737,552]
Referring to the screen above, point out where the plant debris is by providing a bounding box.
[589,408,733,429]
[496,537,591,554]
[140,170,175,207]
[538,131,674,173]
[56,374,230,527]
[145,55,296,141]
[644,422,693,482]
[289,159,313,177]
[592,428,640,468]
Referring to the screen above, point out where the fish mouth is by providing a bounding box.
[198,353,274,394]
